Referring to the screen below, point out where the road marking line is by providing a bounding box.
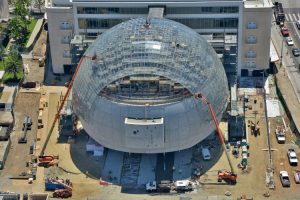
[292,14,297,21]
[288,14,292,22]
[285,14,291,21]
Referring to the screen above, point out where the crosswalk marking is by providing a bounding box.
[285,14,291,21]
[292,14,297,21]
[285,13,300,22]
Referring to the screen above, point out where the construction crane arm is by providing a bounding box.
[194,93,235,174]
[39,54,97,157]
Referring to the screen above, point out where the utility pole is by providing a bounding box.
[280,38,284,68]
[261,71,272,167]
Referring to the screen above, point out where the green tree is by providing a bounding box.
[4,49,22,80]
[0,44,5,71]
[8,0,32,44]
[14,0,30,23]
[8,17,28,43]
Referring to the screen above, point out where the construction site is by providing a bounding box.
[0,10,300,200]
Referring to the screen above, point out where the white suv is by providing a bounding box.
[296,21,300,30]
[286,37,294,46]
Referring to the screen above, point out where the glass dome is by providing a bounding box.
[72,17,228,153]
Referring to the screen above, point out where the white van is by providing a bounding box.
[201,147,211,161]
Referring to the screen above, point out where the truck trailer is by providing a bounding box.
[274,2,285,25]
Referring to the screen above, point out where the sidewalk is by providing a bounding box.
[275,66,300,134]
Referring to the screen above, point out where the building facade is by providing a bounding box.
[46,0,272,80]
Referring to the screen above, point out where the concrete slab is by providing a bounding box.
[173,148,193,181]
[137,154,156,185]
[102,149,123,184]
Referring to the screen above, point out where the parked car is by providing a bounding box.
[146,180,172,193]
[275,126,286,144]
[296,20,300,30]
[294,171,300,183]
[288,149,298,166]
[286,37,294,46]
[281,27,289,37]
[279,171,291,187]
[292,48,300,57]
[201,147,211,161]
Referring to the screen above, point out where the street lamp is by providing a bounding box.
[280,38,284,68]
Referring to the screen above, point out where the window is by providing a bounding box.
[245,61,256,68]
[60,22,72,30]
[246,50,256,58]
[78,19,125,29]
[173,18,238,29]
[77,7,148,14]
[61,36,71,44]
[166,6,239,14]
[247,22,257,29]
[63,50,71,58]
[246,36,257,44]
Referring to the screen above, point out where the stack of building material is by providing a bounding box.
[86,137,96,152]
[94,144,104,156]
[29,193,49,200]
[85,137,104,156]
[241,139,248,168]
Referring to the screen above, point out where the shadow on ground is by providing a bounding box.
[69,131,106,179]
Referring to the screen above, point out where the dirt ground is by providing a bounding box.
[0,91,40,189]
[1,85,299,200]
[22,28,47,85]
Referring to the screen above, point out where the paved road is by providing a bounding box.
[271,17,300,102]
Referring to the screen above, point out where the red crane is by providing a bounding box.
[39,54,97,157]
[194,93,237,183]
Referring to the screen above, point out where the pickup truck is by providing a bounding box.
[146,181,157,192]
[288,149,298,166]
[146,180,171,193]
[275,126,285,144]
[279,171,291,187]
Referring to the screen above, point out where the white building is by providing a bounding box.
[46,0,272,80]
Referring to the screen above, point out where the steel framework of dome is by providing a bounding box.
[72,17,229,153]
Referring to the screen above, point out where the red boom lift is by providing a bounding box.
[195,93,237,184]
